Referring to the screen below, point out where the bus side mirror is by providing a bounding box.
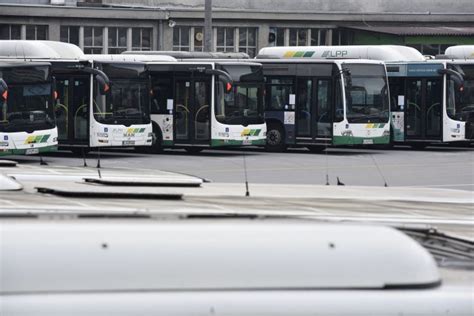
[0,78,8,101]
[83,67,111,95]
[204,69,234,93]
[438,69,464,91]
[96,75,110,95]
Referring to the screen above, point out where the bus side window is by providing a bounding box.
[334,78,344,122]
[151,78,173,115]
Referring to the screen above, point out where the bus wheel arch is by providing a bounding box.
[147,122,164,154]
[265,120,286,152]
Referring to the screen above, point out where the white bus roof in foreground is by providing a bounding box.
[258,45,426,62]
[0,221,440,293]
[85,54,177,62]
[444,46,474,60]
[0,40,85,60]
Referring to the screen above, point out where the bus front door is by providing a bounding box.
[406,79,442,140]
[296,78,332,140]
[174,78,211,145]
[55,76,90,145]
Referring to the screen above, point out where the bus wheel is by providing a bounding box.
[146,125,163,154]
[307,146,325,153]
[185,147,203,154]
[266,124,286,152]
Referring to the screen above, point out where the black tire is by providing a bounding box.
[146,124,163,154]
[185,147,203,154]
[265,123,286,152]
[307,145,325,153]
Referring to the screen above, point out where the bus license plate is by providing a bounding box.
[25,148,40,155]
[243,139,252,145]
[123,140,135,146]
[363,139,374,145]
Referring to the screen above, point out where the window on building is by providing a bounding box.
[132,28,152,51]
[332,29,354,45]
[289,28,308,46]
[26,25,48,40]
[238,28,257,57]
[216,27,235,52]
[311,28,328,46]
[173,26,190,51]
[0,24,21,40]
[84,26,103,54]
[108,27,127,54]
[60,26,80,46]
[193,27,204,52]
[268,27,285,46]
[407,44,452,56]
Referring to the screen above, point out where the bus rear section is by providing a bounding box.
[147,61,266,153]
[260,59,390,151]
[89,60,152,149]
[0,62,58,156]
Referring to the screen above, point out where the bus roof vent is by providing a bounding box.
[0,222,441,293]
[444,46,474,60]
[0,41,85,60]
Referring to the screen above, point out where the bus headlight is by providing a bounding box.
[383,130,390,137]
[342,130,353,137]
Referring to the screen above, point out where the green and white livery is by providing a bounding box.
[258,46,391,151]
[0,60,58,156]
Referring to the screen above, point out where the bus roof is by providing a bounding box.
[0,40,85,60]
[123,50,250,59]
[444,46,474,60]
[86,54,177,62]
[0,60,51,68]
[0,220,440,293]
[257,45,426,62]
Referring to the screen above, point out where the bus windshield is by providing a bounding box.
[0,82,55,133]
[215,82,264,126]
[343,64,390,124]
[94,80,150,125]
[447,64,474,122]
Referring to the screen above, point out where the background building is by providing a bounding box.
[1,0,473,57]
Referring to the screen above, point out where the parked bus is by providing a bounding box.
[257,47,391,151]
[0,60,58,156]
[368,45,473,146]
[0,41,154,154]
[122,52,267,153]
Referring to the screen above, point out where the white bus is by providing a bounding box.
[122,52,267,153]
[279,45,472,147]
[257,47,391,151]
[0,59,58,156]
[0,41,153,154]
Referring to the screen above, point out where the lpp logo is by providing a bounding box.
[321,50,348,58]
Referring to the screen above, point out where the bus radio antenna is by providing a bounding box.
[81,148,88,167]
[242,149,250,197]
[96,147,102,169]
[370,153,388,187]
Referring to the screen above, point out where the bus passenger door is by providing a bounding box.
[174,80,191,143]
[174,78,211,144]
[296,78,312,137]
[55,76,90,144]
[406,79,442,140]
[315,79,332,138]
